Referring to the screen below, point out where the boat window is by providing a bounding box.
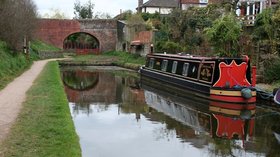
[161,60,168,71]
[188,63,199,79]
[172,61,178,74]
[149,58,155,68]
[182,63,189,76]
[199,63,214,82]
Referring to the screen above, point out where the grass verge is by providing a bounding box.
[71,51,146,70]
[0,61,81,157]
[72,54,117,63]
[0,41,34,90]
[103,51,145,65]
[0,40,62,90]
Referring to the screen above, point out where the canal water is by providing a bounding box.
[61,66,280,157]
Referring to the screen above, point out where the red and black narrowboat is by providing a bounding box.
[140,53,257,104]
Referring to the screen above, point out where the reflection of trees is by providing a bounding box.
[152,125,176,142]
[252,110,280,156]
[72,103,93,117]
[116,75,146,121]
[71,103,111,117]
[207,138,238,157]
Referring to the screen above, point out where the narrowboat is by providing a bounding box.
[139,53,257,104]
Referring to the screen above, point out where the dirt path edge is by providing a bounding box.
[0,59,59,143]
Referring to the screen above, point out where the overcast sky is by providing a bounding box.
[33,0,148,18]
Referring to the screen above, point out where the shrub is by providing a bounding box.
[0,41,33,89]
[204,13,242,57]
[162,41,183,53]
[264,57,280,83]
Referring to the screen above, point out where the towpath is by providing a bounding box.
[0,59,59,143]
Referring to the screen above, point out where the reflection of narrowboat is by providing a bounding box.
[141,81,255,141]
[140,53,257,103]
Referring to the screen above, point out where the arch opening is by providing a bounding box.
[63,32,100,55]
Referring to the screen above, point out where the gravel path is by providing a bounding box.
[0,59,58,143]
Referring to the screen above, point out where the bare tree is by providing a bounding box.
[0,0,38,51]
[74,0,94,19]
[94,12,112,19]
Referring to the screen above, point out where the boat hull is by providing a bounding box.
[140,67,210,94]
[140,67,256,104]
[274,88,280,105]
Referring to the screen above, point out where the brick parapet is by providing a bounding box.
[35,19,117,53]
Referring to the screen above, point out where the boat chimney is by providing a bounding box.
[138,0,143,13]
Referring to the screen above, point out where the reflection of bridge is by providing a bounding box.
[63,70,99,91]
[35,19,117,53]
[64,71,117,104]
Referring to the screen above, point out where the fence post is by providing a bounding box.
[252,66,257,86]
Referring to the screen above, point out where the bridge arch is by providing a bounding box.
[35,19,117,53]
[63,32,100,55]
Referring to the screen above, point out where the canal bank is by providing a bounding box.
[58,52,145,71]
[0,61,81,157]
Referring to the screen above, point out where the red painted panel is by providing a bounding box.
[249,118,255,136]
[213,60,251,88]
[213,114,245,139]
[210,101,256,110]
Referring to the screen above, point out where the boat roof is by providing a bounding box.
[148,53,247,61]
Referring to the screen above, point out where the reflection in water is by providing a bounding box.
[63,70,99,91]
[61,66,280,157]
[144,90,210,133]
[142,82,256,157]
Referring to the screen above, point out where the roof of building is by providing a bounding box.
[141,0,179,8]
[181,0,200,4]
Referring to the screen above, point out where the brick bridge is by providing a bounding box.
[35,19,117,53]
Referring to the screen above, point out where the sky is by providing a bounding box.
[33,0,148,18]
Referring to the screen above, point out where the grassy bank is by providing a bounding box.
[72,54,118,63]
[103,51,145,65]
[0,41,34,90]
[257,82,280,92]
[0,62,81,157]
[70,51,146,70]
[30,40,61,52]
[0,40,61,90]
